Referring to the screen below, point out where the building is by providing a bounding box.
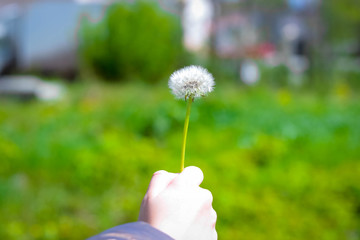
[0,0,110,77]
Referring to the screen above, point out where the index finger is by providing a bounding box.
[147,170,178,198]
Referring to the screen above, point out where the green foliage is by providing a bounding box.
[79,1,185,82]
[323,0,360,42]
[0,83,360,240]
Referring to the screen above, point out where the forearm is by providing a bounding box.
[87,221,174,240]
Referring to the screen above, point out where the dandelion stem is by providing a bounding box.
[180,97,193,172]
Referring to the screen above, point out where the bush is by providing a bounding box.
[79,1,185,82]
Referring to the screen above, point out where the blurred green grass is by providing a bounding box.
[0,82,359,240]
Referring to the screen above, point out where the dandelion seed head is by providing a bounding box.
[169,65,215,100]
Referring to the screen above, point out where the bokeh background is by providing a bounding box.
[1,0,360,239]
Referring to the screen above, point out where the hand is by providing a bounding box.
[138,166,217,240]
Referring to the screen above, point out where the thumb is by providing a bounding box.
[170,166,204,188]
[146,170,178,198]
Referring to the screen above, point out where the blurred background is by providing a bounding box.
[0,0,359,239]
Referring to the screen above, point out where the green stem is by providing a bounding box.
[180,97,193,172]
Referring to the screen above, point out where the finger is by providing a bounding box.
[146,170,178,198]
[171,166,204,187]
[211,208,217,228]
[212,230,218,240]
[200,188,213,206]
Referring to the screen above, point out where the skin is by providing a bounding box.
[138,166,217,240]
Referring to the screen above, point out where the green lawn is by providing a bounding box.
[1,82,359,240]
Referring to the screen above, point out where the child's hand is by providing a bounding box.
[139,166,217,240]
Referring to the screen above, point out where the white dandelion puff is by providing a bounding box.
[168,65,215,171]
[169,65,215,100]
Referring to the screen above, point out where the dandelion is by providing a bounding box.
[169,65,215,171]
[169,65,215,100]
